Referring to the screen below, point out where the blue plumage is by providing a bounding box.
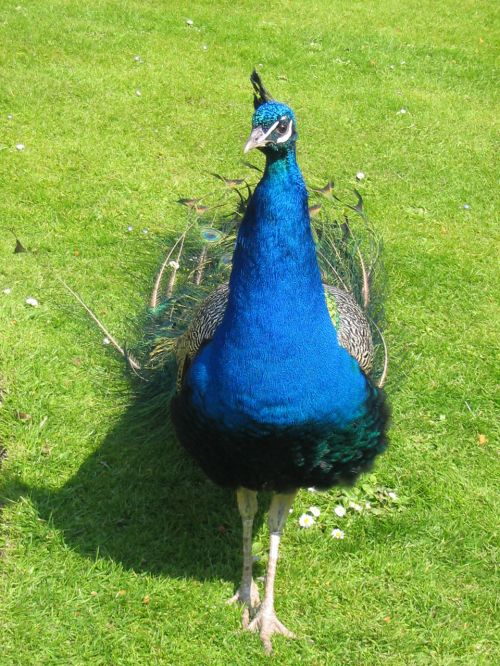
[171,100,388,490]
[169,73,389,652]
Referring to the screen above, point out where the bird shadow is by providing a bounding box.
[21,394,266,584]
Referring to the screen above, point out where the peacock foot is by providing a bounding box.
[227,579,261,627]
[246,606,295,654]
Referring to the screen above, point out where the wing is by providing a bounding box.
[175,283,229,389]
[324,285,374,374]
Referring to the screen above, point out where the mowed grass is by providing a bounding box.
[0,0,498,664]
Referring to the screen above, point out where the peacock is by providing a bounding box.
[63,71,390,654]
[165,72,390,652]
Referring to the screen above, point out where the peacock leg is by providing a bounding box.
[247,490,298,654]
[227,487,260,626]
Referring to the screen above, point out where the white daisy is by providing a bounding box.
[388,491,398,501]
[331,528,345,539]
[307,487,316,493]
[103,337,111,345]
[25,297,38,307]
[15,143,25,151]
[349,501,362,512]
[334,505,346,518]
[299,513,315,528]
[356,171,365,181]
[3,288,12,295]
[309,506,321,517]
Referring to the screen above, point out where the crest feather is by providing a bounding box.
[250,69,273,109]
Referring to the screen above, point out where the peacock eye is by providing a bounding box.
[276,118,289,134]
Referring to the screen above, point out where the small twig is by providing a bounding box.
[55,275,142,371]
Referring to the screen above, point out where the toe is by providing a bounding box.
[241,606,251,629]
[261,635,273,655]
[247,616,259,633]
[227,581,260,609]
[274,618,295,638]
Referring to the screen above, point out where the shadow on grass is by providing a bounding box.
[26,394,266,584]
[4,359,401,586]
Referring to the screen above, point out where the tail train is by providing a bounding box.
[53,170,388,390]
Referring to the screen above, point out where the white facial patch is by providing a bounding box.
[276,119,293,144]
[262,120,279,141]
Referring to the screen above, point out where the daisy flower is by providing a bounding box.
[334,505,346,518]
[349,501,362,512]
[299,513,315,528]
[308,506,321,517]
[25,297,39,307]
[331,529,345,539]
[388,491,398,501]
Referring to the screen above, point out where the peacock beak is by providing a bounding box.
[243,121,279,153]
[244,127,266,153]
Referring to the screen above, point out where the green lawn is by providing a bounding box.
[1,1,498,664]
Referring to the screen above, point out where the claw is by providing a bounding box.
[227,579,260,627]
[246,607,295,654]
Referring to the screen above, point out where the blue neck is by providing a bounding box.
[188,146,367,426]
[226,147,329,333]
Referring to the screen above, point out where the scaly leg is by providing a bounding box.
[247,490,298,654]
[227,487,260,626]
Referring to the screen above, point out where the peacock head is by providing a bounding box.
[244,71,297,155]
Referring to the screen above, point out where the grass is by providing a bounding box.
[0,0,498,663]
